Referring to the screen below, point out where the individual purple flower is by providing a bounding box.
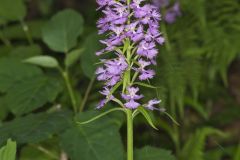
[152,0,181,24]
[144,99,161,110]
[122,87,143,109]
[137,59,156,80]
[152,0,170,8]
[97,87,114,109]
[165,2,181,24]
[96,0,113,9]
[137,41,158,60]
[97,99,107,109]
[96,53,128,86]
[126,22,144,42]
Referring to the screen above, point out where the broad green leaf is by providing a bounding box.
[0,57,62,115]
[180,127,227,160]
[0,17,6,25]
[81,32,102,79]
[0,45,41,60]
[0,96,8,121]
[0,58,42,93]
[0,139,16,160]
[42,9,84,53]
[60,111,124,160]
[0,111,72,146]
[65,48,84,68]
[0,46,12,58]
[24,56,59,68]
[0,0,26,21]
[5,75,62,115]
[135,146,176,160]
[8,45,42,60]
[138,107,158,130]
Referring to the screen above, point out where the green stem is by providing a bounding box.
[62,71,78,113]
[126,109,133,160]
[79,76,95,112]
[20,20,33,45]
[30,144,58,160]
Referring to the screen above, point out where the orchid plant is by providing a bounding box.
[80,0,166,160]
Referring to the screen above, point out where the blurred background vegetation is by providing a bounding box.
[0,0,239,160]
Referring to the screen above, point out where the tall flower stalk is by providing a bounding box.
[94,0,164,159]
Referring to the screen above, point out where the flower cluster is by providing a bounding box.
[152,0,181,24]
[96,0,164,110]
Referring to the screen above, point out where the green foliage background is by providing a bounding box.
[0,0,239,159]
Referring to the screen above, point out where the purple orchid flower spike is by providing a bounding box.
[94,1,166,159]
[96,0,164,110]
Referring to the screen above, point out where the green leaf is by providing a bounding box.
[5,75,62,115]
[77,108,125,125]
[134,82,157,89]
[0,45,42,61]
[0,0,26,21]
[8,45,42,60]
[135,146,176,160]
[162,111,180,126]
[81,32,102,79]
[0,111,72,146]
[180,127,227,160]
[0,17,6,25]
[24,56,59,68]
[65,48,84,68]
[0,58,62,115]
[0,46,12,58]
[137,107,158,130]
[0,58,42,93]
[60,110,124,160]
[0,96,8,121]
[0,139,16,160]
[42,9,84,53]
